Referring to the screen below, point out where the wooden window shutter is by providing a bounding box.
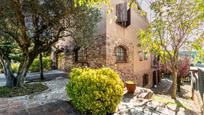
[116,2,131,27]
[116,2,127,23]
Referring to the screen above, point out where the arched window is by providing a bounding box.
[115,46,127,63]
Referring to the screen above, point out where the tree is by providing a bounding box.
[139,0,204,99]
[0,37,20,87]
[0,0,100,88]
[51,4,101,69]
[177,57,190,92]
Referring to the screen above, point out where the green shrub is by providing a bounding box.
[11,63,20,73]
[0,64,3,73]
[2,56,51,73]
[29,56,51,72]
[67,68,124,114]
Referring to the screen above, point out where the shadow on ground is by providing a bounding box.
[122,93,135,103]
[4,100,81,115]
[151,79,201,115]
[174,100,199,115]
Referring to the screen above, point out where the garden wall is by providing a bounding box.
[191,68,204,114]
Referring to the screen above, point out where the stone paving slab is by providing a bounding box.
[0,100,80,115]
[0,77,201,115]
[0,77,77,115]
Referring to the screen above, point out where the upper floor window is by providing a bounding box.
[115,46,127,63]
[116,2,131,27]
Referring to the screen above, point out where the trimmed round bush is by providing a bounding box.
[66,68,124,114]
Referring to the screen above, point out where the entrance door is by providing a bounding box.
[153,71,157,87]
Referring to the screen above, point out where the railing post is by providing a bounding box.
[202,93,204,114]
[190,71,194,100]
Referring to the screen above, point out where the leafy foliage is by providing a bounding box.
[139,0,204,99]
[67,68,124,114]
[29,56,51,72]
[63,5,101,48]
[178,57,190,78]
[0,64,3,73]
[0,38,21,62]
[10,56,51,73]
[0,0,102,87]
[11,63,20,73]
[74,0,110,6]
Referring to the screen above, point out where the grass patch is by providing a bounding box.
[152,95,192,110]
[0,83,48,98]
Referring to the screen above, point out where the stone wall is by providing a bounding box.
[58,34,153,88]
[105,35,153,88]
[191,68,204,113]
[58,35,106,72]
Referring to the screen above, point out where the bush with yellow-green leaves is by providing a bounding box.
[66,68,124,115]
[10,56,51,73]
[29,56,51,72]
[11,63,20,73]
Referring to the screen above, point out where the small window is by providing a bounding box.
[115,46,127,63]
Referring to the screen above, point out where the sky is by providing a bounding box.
[137,0,154,22]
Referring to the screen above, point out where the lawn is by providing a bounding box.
[152,95,192,110]
[0,83,48,98]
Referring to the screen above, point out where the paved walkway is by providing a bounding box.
[0,77,201,115]
[0,70,67,86]
[0,77,80,115]
[151,79,172,95]
[151,79,201,115]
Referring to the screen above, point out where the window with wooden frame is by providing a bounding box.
[115,46,127,63]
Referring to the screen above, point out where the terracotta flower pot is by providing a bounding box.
[126,81,136,93]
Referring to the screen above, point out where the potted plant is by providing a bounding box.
[126,80,136,93]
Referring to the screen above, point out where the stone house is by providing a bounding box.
[55,0,160,88]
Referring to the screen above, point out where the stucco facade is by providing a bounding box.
[58,0,154,88]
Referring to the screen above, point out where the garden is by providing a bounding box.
[0,0,204,115]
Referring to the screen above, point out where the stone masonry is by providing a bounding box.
[58,0,153,88]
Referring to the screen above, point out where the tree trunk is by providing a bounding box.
[16,62,29,87]
[51,51,58,70]
[0,51,17,87]
[16,56,35,87]
[3,62,16,88]
[177,76,181,92]
[40,53,44,80]
[171,70,178,99]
